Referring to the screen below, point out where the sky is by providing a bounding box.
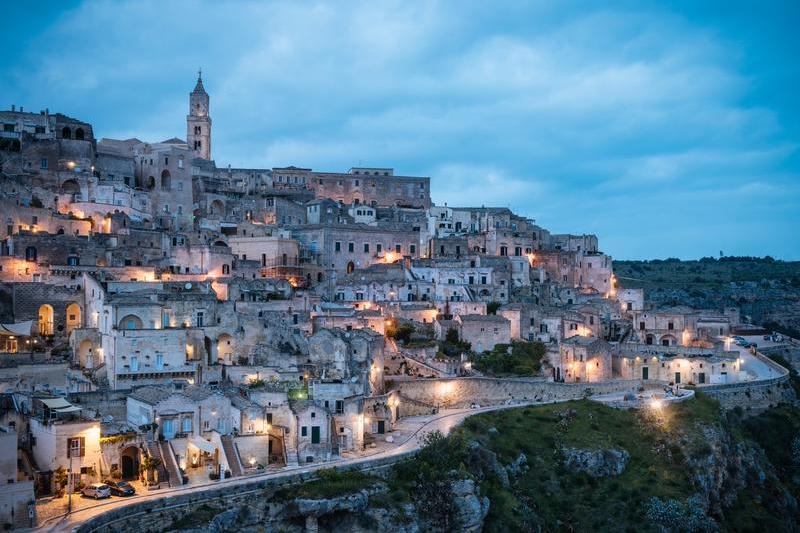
[1,1,798,260]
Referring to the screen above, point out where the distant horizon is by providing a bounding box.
[2,1,798,260]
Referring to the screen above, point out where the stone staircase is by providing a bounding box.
[145,440,170,486]
[220,435,243,477]
[160,440,183,486]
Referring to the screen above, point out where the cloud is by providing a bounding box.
[1,0,797,258]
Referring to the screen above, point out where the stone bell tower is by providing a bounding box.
[187,70,211,160]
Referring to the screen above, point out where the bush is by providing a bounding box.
[471,341,546,376]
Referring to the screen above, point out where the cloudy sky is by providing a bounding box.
[2,1,798,259]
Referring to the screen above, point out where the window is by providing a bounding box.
[40,158,48,169]
[335,400,344,413]
[376,244,382,253]
[335,241,341,253]
[196,311,204,327]
[67,437,85,458]
[348,242,354,253]
[182,417,192,433]
[410,244,416,254]
[363,243,369,253]
[301,426,307,437]
[395,244,401,253]
[668,322,674,331]
[500,246,508,256]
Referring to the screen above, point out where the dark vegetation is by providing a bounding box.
[615,256,800,288]
[470,341,546,376]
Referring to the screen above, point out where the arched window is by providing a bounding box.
[160,169,171,191]
[38,304,54,336]
[66,303,81,333]
[118,314,143,330]
[146,176,155,190]
[346,261,355,274]
[75,128,85,140]
[61,127,71,139]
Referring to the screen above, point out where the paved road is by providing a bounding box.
[37,403,530,533]
[724,334,787,381]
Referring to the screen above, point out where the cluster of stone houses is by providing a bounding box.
[0,75,756,528]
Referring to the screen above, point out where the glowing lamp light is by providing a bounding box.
[249,457,256,466]
[649,399,663,410]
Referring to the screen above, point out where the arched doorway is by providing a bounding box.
[77,339,94,368]
[75,128,85,140]
[120,446,140,480]
[346,261,355,274]
[66,303,81,334]
[146,176,156,190]
[38,304,54,336]
[61,127,72,139]
[645,334,654,345]
[660,334,676,347]
[160,170,171,190]
[210,200,225,217]
[60,180,80,194]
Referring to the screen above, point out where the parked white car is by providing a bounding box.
[82,483,111,499]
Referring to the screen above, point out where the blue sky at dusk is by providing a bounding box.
[1,1,798,259]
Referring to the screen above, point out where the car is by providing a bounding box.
[82,483,111,499]
[103,479,136,496]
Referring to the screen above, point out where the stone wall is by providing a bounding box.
[390,377,645,408]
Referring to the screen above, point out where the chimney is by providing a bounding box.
[11,105,15,112]
[19,106,23,112]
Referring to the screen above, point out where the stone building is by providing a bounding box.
[556,336,612,383]
[453,314,511,353]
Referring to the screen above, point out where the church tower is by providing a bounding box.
[187,71,211,160]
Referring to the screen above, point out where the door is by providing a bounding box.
[311,426,320,444]
[642,367,649,380]
[674,372,681,384]
[163,418,174,440]
[377,420,385,434]
[699,372,706,384]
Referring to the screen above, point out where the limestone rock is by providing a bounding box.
[208,507,240,532]
[562,447,629,477]
[506,452,529,479]
[450,478,490,533]
[291,489,371,517]
[466,441,509,487]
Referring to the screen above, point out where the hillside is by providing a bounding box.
[614,257,800,338]
[165,396,800,532]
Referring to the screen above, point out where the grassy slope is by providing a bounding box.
[454,398,720,532]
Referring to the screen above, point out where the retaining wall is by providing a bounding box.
[390,377,646,408]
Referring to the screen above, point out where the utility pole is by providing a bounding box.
[67,452,73,514]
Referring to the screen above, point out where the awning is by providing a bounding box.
[0,321,33,336]
[40,398,72,409]
[191,437,216,454]
[54,405,82,414]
